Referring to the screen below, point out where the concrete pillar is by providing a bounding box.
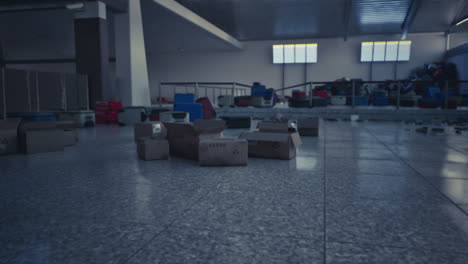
[114,0,151,107]
[74,1,109,108]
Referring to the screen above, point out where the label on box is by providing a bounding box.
[152,124,161,134]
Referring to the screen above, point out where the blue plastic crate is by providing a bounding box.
[372,90,387,97]
[373,97,389,106]
[425,87,441,98]
[252,84,266,96]
[8,112,57,122]
[354,96,368,106]
[174,103,203,121]
[174,93,195,104]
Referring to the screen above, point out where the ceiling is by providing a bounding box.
[173,0,468,41]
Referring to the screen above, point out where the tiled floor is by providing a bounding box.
[1,120,468,263]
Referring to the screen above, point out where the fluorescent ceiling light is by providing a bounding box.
[455,17,468,26]
[66,3,84,10]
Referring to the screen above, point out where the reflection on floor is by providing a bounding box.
[1,120,468,263]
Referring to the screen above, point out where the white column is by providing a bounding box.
[114,0,151,106]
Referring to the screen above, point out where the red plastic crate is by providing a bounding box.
[108,101,123,111]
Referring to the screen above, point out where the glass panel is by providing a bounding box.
[385,41,398,61]
[361,42,373,62]
[373,41,386,62]
[273,45,284,64]
[295,44,306,63]
[305,43,317,63]
[284,44,295,63]
[398,40,411,61]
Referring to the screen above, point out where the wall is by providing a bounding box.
[149,33,449,98]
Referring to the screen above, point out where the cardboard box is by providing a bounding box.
[137,137,169,160]
[0,118,21,155]
[163,119,225,160]
[240,121,302,160]
[25,129,64,154]
[297,118,319,137]
[63,129,79,146]
[199,138,248,166]
[134,122,167,141]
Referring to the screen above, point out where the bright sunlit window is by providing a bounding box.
[273,43,317,64]
[361,41,411,62]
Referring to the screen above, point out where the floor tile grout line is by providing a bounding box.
[120,176,227,264]
[364,127,468,218]
[323,121,328,264]
[328,239,468,255]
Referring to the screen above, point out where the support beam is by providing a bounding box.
[401,0,421,40]
[448,0,468,32]
[343,0,352,41]
[151,0,243,50]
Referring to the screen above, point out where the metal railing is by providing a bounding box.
[276,80,468,110]
[158,82,251,107]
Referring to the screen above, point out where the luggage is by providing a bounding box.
[221,117,251,128]
[118,107,146,126]
[419,98,439,108]
[218,95,234,107]
[289,97,310,108]
[251,96,274,107]
[373,97,389,106]
[311,97,327,107]
[371,90,387,98]
[8,112,56,122]
[174,103,203,121]
[313,90,329,98]
[174,93,195,104]
[292,90,307,98]
[331,96,346,105]
[251,83,267,97]
[234,96,252,107]
[160,111,190,123]
[95,101,122,124]
[425,87,440,98]
[353,96,369,106]
[57,110,95,127]
[196,97,216,119]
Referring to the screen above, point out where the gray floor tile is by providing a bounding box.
[175,189,324,239]
[430,178,468,204]
[325,148,397,160]
[127,227,324,264]
[0,215,160,264]
[326,173,446,203]
[460,205,468,215]
[326,242,468,264]
[327,199,468,254]
[407,161,468,179]
[326,158,416,176]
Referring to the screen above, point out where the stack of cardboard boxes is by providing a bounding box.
[0,119,80,155]
[134,122,169,160]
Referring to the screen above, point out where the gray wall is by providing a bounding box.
[149,33,450,98]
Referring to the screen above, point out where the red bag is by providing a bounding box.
[196,97,216,119]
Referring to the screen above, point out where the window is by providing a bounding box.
[360,41,411,62]
[273,43,317,64]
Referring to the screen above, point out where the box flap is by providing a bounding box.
[193,119,225,134]
[289,132,302,147]
[0,118,21,130]
[240,131,290,142]
[258,121,289,133]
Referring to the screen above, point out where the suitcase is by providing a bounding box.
[174,103,203,121]
[289,97,310,108]
[313,90,329,98]
[218,95,234,107]
[373,97,389,106]
[331,96,346,105]
[251,96,274,107]
[196,97,216,119]
[118,107,146,126]
[312,97,327,107]
[292,90,307,98]
[235,96,252,107]
[221,117,251,128]
[174,94,195,104]
[419,98,439,108]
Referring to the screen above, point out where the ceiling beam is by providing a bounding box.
[400,0,421,40]
[151,0,243,50]
[343,0,352,41]
[448,0,468,31]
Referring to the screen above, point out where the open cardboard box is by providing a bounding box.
[19,121,65,154]
[199,138,248,166]
[0,118,21,155]
[134,122,167,141]
[163,119,225,160]
[240,121,302,160]
[137,137,169,160]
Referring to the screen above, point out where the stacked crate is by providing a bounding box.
[95,101,123,124]
[173,94,203,122]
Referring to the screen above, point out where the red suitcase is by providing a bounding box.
[196,97,216,119]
